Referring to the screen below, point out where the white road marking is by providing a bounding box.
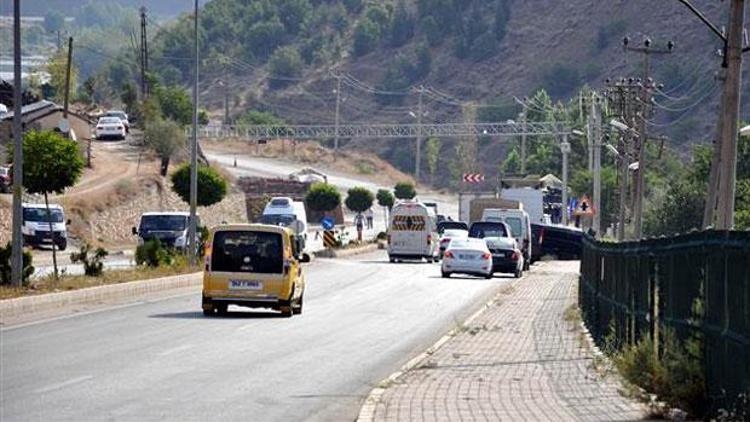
[34,375,93,394]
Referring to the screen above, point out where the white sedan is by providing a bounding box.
[441,238,493,279]
[95,117,126,140]
[438,228,469,258]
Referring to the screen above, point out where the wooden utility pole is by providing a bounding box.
[715,0,745,230]
[63,36,73,119]
[333,74,342,151]
[415,86,424,180]
[140,7,149,98]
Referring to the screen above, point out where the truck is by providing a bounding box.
[458,192,521,224]
[500,188,546,225]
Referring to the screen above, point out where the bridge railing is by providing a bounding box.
[579,230,750,411]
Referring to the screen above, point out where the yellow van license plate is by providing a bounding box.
[229,280,263,290]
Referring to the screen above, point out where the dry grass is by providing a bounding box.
[203,139,414,186]
[0,262,199,300]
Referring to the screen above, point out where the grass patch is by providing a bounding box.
[0,259,199,300]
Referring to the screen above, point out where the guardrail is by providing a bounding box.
[579,230,750,412]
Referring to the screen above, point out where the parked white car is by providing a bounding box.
[441,238,493,279]
[95,116,126,140]
[438,228,469,258]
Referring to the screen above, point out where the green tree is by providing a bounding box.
[353,18,381,56]
[154,85,193,126]
[420,16,443,46]
[470,31,498,61]
[45,49,77,103]
[245,19,286,60]
[145,119,186,176]
[171,164,228,207]
[541,63,581,99]
[43,10,65,33]
[21,131,85,278]
[394,182,417,200]
[236,110,285,126]
[345,187,374,214]
[425,137,441,181]
[494,0,511,41]
[120,82,139,118]
[501,147,521,175]
[277,0,312,35]
[305,182,341,213]
[268,46,303,89]
[389,0,415,47]
[376,189,395,209]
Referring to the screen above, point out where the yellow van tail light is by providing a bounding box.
[204,243,212,270]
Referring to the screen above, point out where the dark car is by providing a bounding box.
[469,221,511,239]
[485,236,523,278]
[437,220,469,234]
[530,223,583,260]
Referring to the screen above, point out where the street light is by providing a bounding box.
[610,119,630,132]
[740,124,750,136]
[605,143,621,157]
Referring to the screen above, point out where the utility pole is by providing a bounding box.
[715,0,746,230]
[415,86,424,180]
[623,35,673,239]
[561,134,571,226]
[617,132,628,241]
[519,111,527,174]
[11,0,23,287]
[140,7,149,98]
[592,94,602,235]
[63,37,73,120]
[677,0,747,229]
[188,0,199,266]
[333,74,341,151]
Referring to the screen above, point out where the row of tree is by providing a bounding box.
[304,181,417,216]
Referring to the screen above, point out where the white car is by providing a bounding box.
[104,110,130,133]
[441,238,493,279]
[95,116,126,140]
[438,228,469,258]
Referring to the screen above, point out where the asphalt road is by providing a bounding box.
[1,251,510,422]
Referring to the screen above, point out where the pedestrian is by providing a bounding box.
[365,208,374,229]
[355,213,365,241]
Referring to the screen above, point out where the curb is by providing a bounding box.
[0,272,202,321]
[356,277,516,422]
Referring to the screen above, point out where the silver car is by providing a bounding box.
[441,238,493,279]
[438,228,469,258]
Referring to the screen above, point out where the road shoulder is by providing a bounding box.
[359,261,647,422]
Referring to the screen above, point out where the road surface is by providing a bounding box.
[1,251,509,422]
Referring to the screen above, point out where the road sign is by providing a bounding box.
[323,230,336,248]
[574,195,595,216]
[462,173,485,183]
[320,216,335,231]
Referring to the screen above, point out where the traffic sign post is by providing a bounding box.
[320,216,335,231]
[323,230,336,249]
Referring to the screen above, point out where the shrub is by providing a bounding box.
[70,244,109,277]
[170,164,228,207]
[268,46,304,89]
[0,243,34,286]
[135,239,173,267]
[376,231,387,240]
[345,187,374,213]
[305,182,341,212]
[394,182,416,200]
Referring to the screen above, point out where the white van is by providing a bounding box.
[22,203,70,250]
[133,212,200,251]
[388,201,439,262]
[260,197,309,241]
[481,208,532,270]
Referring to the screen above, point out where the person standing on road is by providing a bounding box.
[355,213,365,241]
[365,208,374,229]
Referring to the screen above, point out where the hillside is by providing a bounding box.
[44,1,750,188]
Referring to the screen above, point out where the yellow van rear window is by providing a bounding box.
[211,231,284,273]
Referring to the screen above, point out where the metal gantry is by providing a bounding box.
[192,121,572,141]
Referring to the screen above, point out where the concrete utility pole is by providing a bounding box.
[591,95,602,235]
[561,134,571,226]
[617,132,629,241]
[11,0,23,286]
[63,37,73,120]
[333,74,341,151]
[623,35,673,239]
[519,111,527,174]
[415,86,424,180]
[715,0,746,230]
[188,0,199,265]
[140,7,149,97]
[703,98,724,228]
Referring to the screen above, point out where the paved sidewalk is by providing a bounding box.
[369,261,647,422]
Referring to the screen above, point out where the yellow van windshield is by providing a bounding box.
[211,231,284,273]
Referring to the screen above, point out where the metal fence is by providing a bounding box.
[579,230,750,411]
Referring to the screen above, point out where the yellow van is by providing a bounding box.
[202,224,310,317]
